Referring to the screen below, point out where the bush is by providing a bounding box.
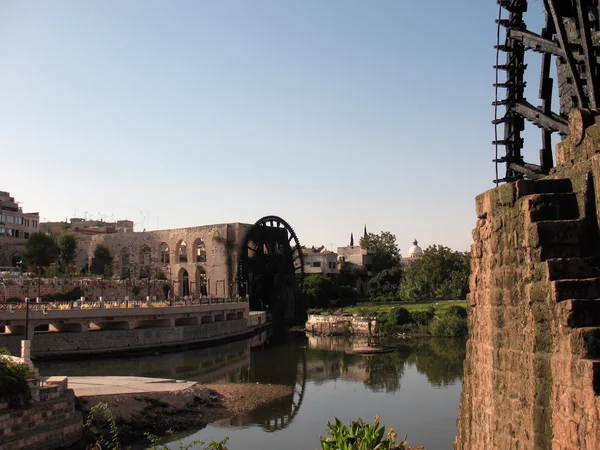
[373,296,403,303]
[319,416,406,450]
[429,315,468,337]
[445,305,467,318]
[389,307,411,326]
[410,310,434,326]
[0,351,31,408]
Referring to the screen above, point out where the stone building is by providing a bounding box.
[0,191,40,269]
[76,222,253,298]
[40,218,134,236]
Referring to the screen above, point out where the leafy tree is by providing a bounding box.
[91,243,113,275]
[303,274,336,308]
[367,265,403,298]
[359,231,401,274]
[399,245,470,301]
[57,230,77,274]
[23,232,59,274]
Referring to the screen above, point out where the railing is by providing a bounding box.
[0,296,247,312]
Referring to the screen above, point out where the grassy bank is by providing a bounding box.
[308,300,469,338]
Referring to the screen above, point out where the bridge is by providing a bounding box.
[0,298,260,357]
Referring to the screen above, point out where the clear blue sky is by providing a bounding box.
[0,1,549,253]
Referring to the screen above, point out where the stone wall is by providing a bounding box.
[455,136,600,448]
[0,378,82,450]
[305,315,377,335]
[0,319,248,357]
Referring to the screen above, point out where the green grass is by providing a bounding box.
[343,300,467,316]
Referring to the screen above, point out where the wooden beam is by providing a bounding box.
[574,0,597,108]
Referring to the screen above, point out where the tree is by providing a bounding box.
[57,230,77,274]
[359,231,401,274]
[399,245,470,301]
[91,243,113,275]
[23,232,59,274]
[367,265,403,299]
[303,274,336,308]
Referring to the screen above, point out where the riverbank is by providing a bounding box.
[73,377,295,446]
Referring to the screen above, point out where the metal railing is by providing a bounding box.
[0,296,247,312]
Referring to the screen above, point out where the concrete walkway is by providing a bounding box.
[66,376,196,397]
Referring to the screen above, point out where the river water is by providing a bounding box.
[37,331,466,450]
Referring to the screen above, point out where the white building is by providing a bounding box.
[304,249,339,275]
[401,239,424,266]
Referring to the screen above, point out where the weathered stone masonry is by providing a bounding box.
[455,117,600,450]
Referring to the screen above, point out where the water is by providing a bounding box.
[37,331,466,450]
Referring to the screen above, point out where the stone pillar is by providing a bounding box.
[21,340,31,361]
[99,297,104,308]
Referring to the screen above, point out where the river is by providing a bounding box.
[37,330,466,450]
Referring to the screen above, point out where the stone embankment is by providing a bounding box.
[305,314,377,335]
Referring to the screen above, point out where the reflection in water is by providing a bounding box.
[38,331,466,449]
[305,335,466,392]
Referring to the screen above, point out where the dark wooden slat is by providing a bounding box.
[575,0,597,108]
[512,100,569,133]
[544,0,585,107]
[508,28,564,57]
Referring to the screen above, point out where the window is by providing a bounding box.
[179,241,187,263]
[312,261,321,268]
[196,239,206,262]
[159,243,170,263]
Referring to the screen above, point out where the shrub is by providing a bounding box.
[445,305,467,318]
[319,416,406,450]
[389,307,411,326]
[429,315,468,337]
[0,352,31,408]
[156,271,167,281]
[410,310,434,326]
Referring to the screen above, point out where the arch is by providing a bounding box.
[159,242,170,264]
[178,267,190,297]
[11,251,22,268]
[139,245,151,278]
[121,248,131,279]
[177,240,188,263]
[194,238,207,262]
[76,251,89,273]
[195,266,207,296]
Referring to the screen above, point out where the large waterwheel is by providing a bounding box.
[494,0,600,182]
[237,216,304,322]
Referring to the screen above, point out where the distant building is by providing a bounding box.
[336,245,375,275]
[0,191,39,240]
[401,239,424,266]
[40,218,134,236]
[303,248,338,275]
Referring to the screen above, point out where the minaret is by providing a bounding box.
[350,233,354,246]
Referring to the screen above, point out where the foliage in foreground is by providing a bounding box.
[84,402,229,450]
[319,416,406,450]
[0,347,31,408]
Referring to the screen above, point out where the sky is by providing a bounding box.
[0,1,551,254]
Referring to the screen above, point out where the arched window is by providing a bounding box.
[196,239,206,262]
[159,243,170,263]
[140,246,151,278]
[179,241,187,263]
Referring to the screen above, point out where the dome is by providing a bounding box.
[408,239,423,258]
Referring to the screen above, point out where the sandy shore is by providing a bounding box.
[78,383,295,445]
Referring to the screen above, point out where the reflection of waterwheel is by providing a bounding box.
[494,1,600,182]
[262,351,307,432]
[237,216,304,322]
